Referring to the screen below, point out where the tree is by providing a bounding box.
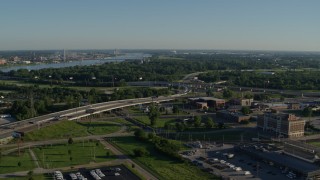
[27,171,33,178]
[148,132,156,140]
[244,93,253,99]
[148,104,160,127]
[159,106,165,113]
[218,122,225,129]
[18,161,21,167]
[28,171,33,180]
[68,137,74,145]
[175,122,186,132]
[223,89,233,99]
[172,105,180,114]
[241,106,251,115]
[134,128,146,140]
[302,107,313,117]
[205,117,215,129]
[194,116,201,128]
[206,89,214,96]
[133,147,149,157]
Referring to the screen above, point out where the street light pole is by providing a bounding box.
[112,75,115,87]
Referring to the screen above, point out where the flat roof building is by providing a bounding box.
[257,112,305,138]
[217,110,250,123]
[188,97,225,108]
[236,145,320,179]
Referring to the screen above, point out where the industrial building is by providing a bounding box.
[236,144,320,179]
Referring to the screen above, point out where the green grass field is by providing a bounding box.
[108,118,133,126]
[1,174,49,180]
[308,141,320,147]
[112,136,217,180]
[134,116,176,128]
[33,141,114,168]
[0,150,35,174]
[24,120,121,141]
[127,107,145,115]
[78,121,122,135]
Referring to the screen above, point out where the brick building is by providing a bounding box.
[288,103,301,110]
[217,110,250,123]
[257,112,305,138]
[189,97,225,108]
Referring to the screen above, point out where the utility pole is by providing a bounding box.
[17,138,21,156]
[112,75,115,87]
[93,146,96,161]
[42,151,45,167]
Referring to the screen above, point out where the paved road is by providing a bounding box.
[29,149,40,168]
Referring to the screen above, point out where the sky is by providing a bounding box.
[0,0,320,51]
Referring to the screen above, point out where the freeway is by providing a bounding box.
[128,80,320,97]
[0,95,179,140]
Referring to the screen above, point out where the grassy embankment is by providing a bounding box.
[24,120,121,141]
[112,136,218,180]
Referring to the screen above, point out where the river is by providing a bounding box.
[0,53,151,72]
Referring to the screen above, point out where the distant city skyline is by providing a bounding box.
[1,0,320,51]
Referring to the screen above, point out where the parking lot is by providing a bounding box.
[181,143,299,180]
[208,149,287,180]
[62,165,140,180]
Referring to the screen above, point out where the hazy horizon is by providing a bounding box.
[1,0,320,51]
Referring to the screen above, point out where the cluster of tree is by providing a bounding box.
[148,103,160,127]
[199,70,320,90]
[5,85,169,121]
[4,53,319,88]
[134,128,182,161]
[111,87,169,101]
[164,116,217,132]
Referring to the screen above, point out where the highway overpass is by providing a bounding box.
[0,95,181,140]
